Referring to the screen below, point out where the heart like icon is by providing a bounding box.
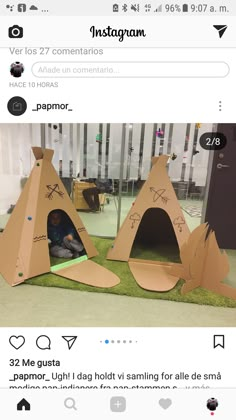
[159,398,172,410]
[9,335,25,350]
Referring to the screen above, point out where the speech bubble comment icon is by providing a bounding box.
[36,335,51,350]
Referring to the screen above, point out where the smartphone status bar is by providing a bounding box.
[0,0,235,16]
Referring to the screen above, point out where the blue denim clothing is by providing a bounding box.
[48,223,76,246]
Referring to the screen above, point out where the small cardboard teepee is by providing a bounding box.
[0,147,119,288]
[107,155,190,291]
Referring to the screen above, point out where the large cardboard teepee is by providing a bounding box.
[0,147,119,288]
[107,154,234,299]
[107,155,190,291]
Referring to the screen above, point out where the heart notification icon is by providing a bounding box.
[159,398,172,410]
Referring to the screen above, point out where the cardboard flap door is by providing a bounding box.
[128,259,180,291]
[52,259,120,288]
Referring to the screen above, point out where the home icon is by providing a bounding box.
[17,398,31,411]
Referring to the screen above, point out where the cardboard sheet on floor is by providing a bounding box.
[128,259,180,292]
[53,259,120,288]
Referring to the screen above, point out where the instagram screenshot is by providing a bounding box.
[0,0,236,418]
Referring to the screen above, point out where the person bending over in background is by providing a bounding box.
[76,171,100,212]
[82,182,100,212]
[48,210,84,259]
[81,177,113,212]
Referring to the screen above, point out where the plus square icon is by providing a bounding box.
[110,396,126,412]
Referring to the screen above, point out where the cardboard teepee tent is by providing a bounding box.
[107,154,190,291]
[107,154,235,299]
[0,147,119,288]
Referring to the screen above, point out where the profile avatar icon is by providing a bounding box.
[207,398,218,412]
[10,62,24,78]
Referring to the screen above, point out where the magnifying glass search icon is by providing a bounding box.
[64,397,77,410]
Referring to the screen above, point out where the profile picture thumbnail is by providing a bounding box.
[10,61,24,78]
[207,398,218,411]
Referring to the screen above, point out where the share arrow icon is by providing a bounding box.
[213,25,228,38]
[62,336,77,350]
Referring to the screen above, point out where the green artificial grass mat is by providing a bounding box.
[26,237,236,308]
[51,255,88,272]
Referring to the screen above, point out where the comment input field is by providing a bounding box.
[32,61,230,78]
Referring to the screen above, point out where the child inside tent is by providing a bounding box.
[48,210,85,259]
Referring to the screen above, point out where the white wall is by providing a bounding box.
[0,124,41,213]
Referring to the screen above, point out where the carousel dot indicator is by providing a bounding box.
[105,339,109,344]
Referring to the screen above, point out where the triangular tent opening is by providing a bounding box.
[130,207,181,263]
[107,154,190,291]
[47,209,87,267]
[0,147,119,288]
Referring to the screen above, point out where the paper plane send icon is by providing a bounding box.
[62,336,77,350]
[213,25,228,38]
